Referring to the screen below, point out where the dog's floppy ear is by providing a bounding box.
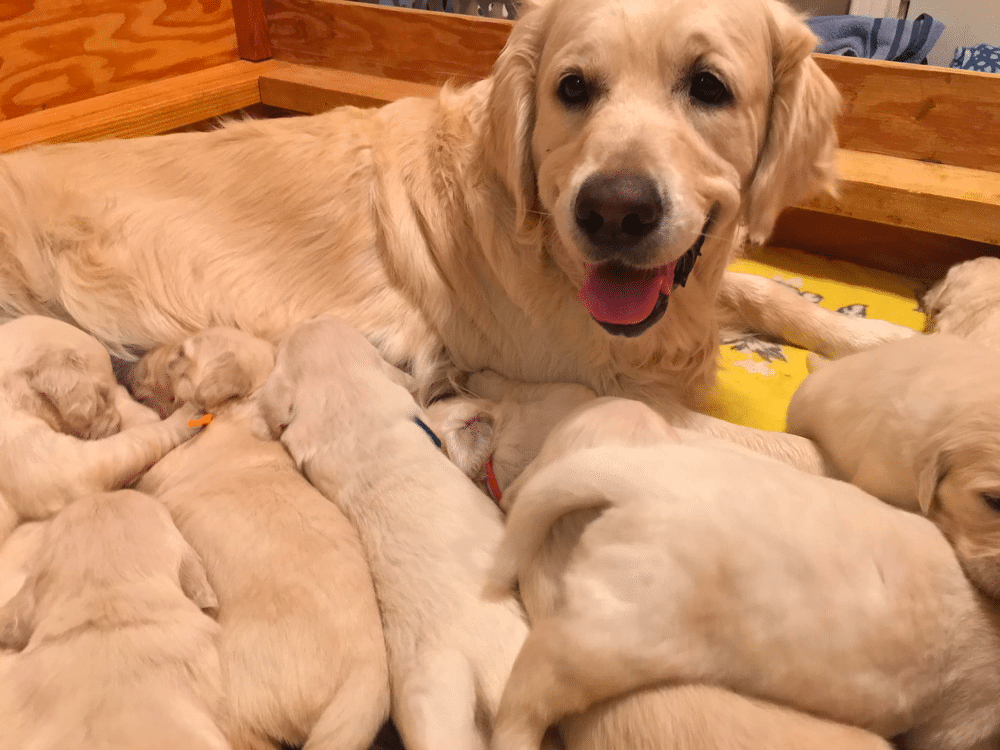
[484,0,552,233]
[25,350,101,437]
[0,582,36,651]
[915,438,952,516]
[258,370,295,439]
[744,3,842,244]
[186,351,253,411]
[179,546,218,617]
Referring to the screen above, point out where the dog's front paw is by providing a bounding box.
[822,318,918,359]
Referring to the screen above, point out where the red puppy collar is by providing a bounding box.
[485,455,502,504]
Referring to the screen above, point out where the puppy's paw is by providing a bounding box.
[163,403,212,443]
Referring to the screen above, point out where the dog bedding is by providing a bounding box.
[706,247,927,433]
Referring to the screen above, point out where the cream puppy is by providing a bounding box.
[429,381,891,750]
[0,522,45,613]
[0,490,227,750]
[0,316,203,534]
[259,317,530,750]
[487,398,1000,750]
[787,333,1000,600]
[129,327,390,750]
[924,256,1000,350]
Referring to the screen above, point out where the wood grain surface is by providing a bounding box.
[259,62,437,112]
[232,0,273,60]
[815,54,1000,174]
[265,0,508,86]
[0,0,239,121]
[0,60,279,151]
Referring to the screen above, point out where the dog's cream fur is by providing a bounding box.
[130,327,390,750]
[0,316,203,539]
[259,317,530,750]
[787,333,1000,600]
[0,490,227,750]
[0,0,915,472]
[428,379,892,750]
[486,398,1000,750]
[924,256,1000,350]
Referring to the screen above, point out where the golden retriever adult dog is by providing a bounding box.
[259,317,530,750]
[787,333,1000,600]
[130,327,391,750]
[0,490,227,750]
[428,383,892,750]
[0,0,910,470]
[0,316,204,539]
[487,399,1000,750]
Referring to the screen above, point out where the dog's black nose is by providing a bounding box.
[574,173,664,250]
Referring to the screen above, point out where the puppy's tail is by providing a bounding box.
[488,452,632,595]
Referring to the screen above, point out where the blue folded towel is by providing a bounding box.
[951,44,1000,74]
[806,13,945,64]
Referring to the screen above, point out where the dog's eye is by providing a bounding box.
[557,74,590,107]
[981,493,1000,512]
[689,72,731,106]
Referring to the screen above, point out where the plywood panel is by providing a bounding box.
[265,0,508,86]
[0,60,279,152]
[0,0,239,121]
[815,54,1000,174]
[259,62,437,112]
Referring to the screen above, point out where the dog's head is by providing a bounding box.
[0,316,122,439]
[260,316,417,450]
[485,0,839,338]
[128,327,276,418]
[923,256,1000,338]
[917,414,1000,601]
[0,491,217,651]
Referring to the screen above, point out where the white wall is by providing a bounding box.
[906,0,1000,66]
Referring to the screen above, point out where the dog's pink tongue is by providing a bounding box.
[579,262,676,325]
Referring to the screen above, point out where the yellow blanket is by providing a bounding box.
[706,247,926,432]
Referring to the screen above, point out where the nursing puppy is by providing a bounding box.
[787,333,1000,600]
[429,381,891,750]
[0,316,204,537]
[487,399,1000,750]
[0,490,226,750]
[130,327,390,750]
[259,317,529,750]
[0,0,909,473]
[923,256,1000,350]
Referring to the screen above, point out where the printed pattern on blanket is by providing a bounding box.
[706,247,927,433]
[951,44,1000,74]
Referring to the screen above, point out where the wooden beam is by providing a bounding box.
[0,61,282,153]
[265,0,509,86]
[233,0,274,61]
[259,64,438,112]
[815,54,1000,174]
[810,150,1000,245]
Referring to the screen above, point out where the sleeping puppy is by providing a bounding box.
[428,379,891,750]
[487,398,1000,750]
[0,316,204,534]
[129,327,390,750]
[0,490,227,750]
[786,333,1000,600]
[924,256,1000,350]
[0,522,45,614]
[259,317,530,750]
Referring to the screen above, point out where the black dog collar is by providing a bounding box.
[413,416,443,450]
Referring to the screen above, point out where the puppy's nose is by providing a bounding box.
[574,173,664,250]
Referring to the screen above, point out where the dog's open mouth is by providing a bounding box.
[577,222,708,338]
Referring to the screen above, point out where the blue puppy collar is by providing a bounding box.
[413,416,442,450]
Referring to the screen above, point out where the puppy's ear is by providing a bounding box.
[915,443,948,516]
[258,372,294,439]
[744,4,841,244]
[484,0,551,233]
[179,546,218,617]
[26,351,101,437]
[441,411,496,476]
[0,582,36,651]
[186,351,253,411]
